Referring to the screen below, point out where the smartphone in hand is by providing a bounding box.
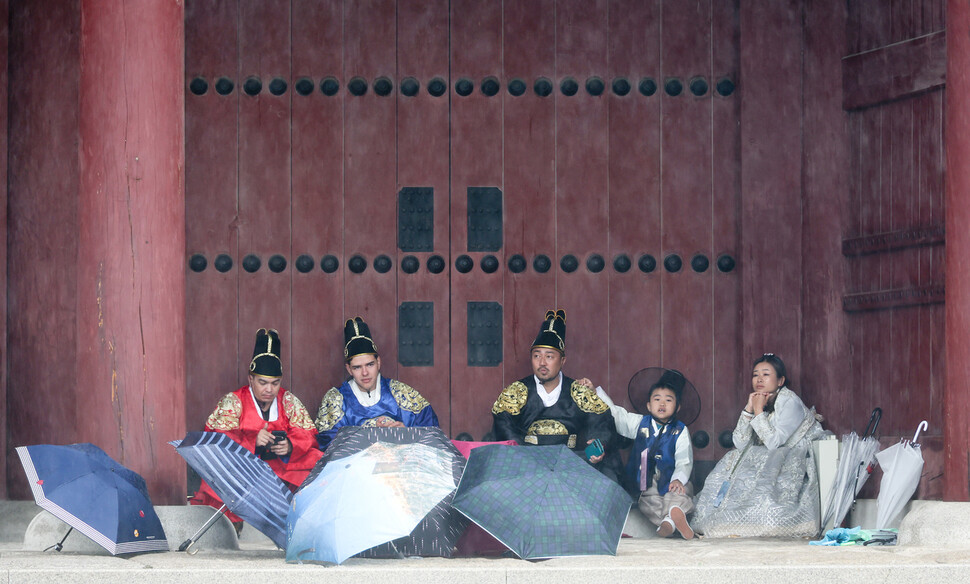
[585,438,604,461]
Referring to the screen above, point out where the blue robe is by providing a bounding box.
[314,376,439,449]
[624,417,686,496]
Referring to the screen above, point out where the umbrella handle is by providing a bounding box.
[179,504,229,553]
[864,408,882,438]
[911,420,928,444]
[44,526,73,553]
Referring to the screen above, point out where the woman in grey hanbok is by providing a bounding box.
[692,354,830,538]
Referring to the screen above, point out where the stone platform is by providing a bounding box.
[2,500,969,584]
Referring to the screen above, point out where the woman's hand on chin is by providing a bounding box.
[749,392,770,416]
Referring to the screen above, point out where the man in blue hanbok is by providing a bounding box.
[314,317,439,449]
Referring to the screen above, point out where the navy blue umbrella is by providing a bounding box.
[171,431,292,549]
[15,443,168,555]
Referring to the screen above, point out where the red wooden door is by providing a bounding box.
[184,0,743,465]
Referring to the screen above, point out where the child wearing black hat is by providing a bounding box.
[597,370,695,539]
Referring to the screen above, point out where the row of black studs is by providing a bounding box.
[188,75,736,98]
[188,252,737,274]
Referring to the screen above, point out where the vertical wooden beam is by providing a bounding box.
[76,0,185,503]
[0,0,8,499]
[945,0,970,501]
[739,0,804,375]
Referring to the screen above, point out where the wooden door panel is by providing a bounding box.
[660,0,715,455]
[606,0,662,412]
[185,0,239,431]
[236,0,292,384]
[502,0,557,389]
[396,0,452,433]
[291,0,346,405]
[554,0,611,387]
[343,0,399,375]
[449,0,505,440]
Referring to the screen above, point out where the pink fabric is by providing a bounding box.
[451,439,518,556]
[450,439,518,459]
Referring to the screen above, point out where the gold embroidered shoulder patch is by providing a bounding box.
[389,380,430,413]
[491,381,528,416]
[282,391,316,431]
[571,381,609,414]
[206,393,242,431]
[315,388,345,432]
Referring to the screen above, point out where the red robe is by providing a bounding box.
[190,386,323,521]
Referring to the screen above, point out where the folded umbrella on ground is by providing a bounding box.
[171,431,292,550]
[287,432,462,565]
[15,443,168,555]
[452,444,633,560]
[875,420,928,529]
[821,407,882,530]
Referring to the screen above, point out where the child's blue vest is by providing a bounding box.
[624,417,686,496]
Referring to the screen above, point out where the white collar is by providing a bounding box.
[350,374,382,407]
[534,372,563,408]
[247,386,279,422]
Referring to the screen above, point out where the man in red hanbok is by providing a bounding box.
[190,328,322,529]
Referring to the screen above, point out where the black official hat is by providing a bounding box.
[249,328,282,378]
[532,309,566,355]
[628,367,701,426]
[653,369,687,400]
[344,317,379,361]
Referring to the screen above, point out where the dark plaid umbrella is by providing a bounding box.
[452,444,633,559]
[15,443,168,555]
[170,431,291,549]
[297,426,467,560]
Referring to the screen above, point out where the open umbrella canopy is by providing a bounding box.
[875,421,927,529]
[15,443,168,555]
[287,438,459,564]
[452,444,633,559]
[171,431,292,549]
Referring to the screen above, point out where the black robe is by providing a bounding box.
[491,375,622,481]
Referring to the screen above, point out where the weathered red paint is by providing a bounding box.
[0,0,8,499]
[945,0,970,501]
[76,0,185,504]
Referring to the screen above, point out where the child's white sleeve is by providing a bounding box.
[671,428,693,486]
[595,386,642,439]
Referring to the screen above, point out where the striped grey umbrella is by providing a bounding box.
[171,431,292,549]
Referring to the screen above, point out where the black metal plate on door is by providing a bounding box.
[398,187,434,252]
[398,302,434,367]
[468,301,502,367]
[467,187,502,252]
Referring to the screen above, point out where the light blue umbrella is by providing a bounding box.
[287,442,456,564]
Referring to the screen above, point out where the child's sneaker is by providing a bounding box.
[670,506,693,540]
[657,517,675,538]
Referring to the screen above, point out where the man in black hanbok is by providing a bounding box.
[491,309,621,481]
